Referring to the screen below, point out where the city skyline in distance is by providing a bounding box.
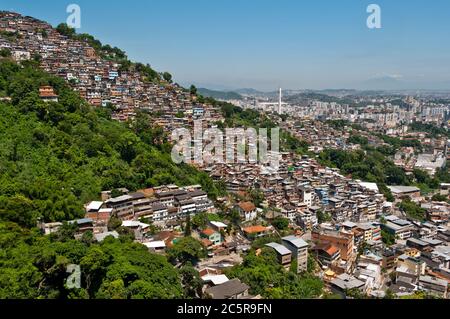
[2,0,450,91]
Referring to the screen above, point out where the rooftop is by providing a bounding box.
[210,221,228,228]
[106,195,133,204]
[265,242,292,256]
[282,235,309,249]
[388,186,420,194]
[94,231,119,242]
[205,278,249,299]
[238,202,256,212]
[202,228,217,236]
[331,274,365,290]
[243,225,268,234]
[86,201,103,211]
[143,241,166,249]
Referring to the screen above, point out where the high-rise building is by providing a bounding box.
[282,236,309,273]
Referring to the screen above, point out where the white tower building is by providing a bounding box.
[278,88,282,114]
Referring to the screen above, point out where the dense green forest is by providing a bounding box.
[0,222,184,299]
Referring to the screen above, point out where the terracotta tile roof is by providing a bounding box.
[39,86,58,97]
[239,202,256,212]
[202,228,216,236]
[243,225,267,234]
[325,245,339,256]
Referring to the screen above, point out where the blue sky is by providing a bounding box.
[2,0,450,90]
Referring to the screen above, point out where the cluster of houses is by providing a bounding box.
[206,156,388,228]
[40,184,215,240]
[309,217,450,298]
[0,11,224,128]
[279,119,386,154]
[199,146,449,298]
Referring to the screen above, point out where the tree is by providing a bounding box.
[162,72,172,83]
[108,216,122,231]
[384,289,396,300]
[226,248,323,299]
[96,279,127,299]
[316,210,332,224]
[381,229,396,246]
[175,111,184,118]
[56,23,76,37]
[348,134,368,146]
[51,222,79,242]
[345,288,366,299]
[110,189,123,199]
[184,214,192,236]
[272,217,289,231]
[249,188,264,207]
[229,208,241,224]
[398,199,426,221]
[431,194,448,202]
[0,48,11,57]
[290,259,298,274]
[307,255,317,274]
[81,231,96,245]
[251,235,282,250]
[0,195,40,228]
[192,213,208,229]
[190,85,197,96]
[378,183,395,202]
[179,263,203,299]
[167,237,207,266]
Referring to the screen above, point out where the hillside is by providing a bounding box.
[197,88,242,100]
[0,11,223,126]
[0,57,227,299]
[0,59,223,227]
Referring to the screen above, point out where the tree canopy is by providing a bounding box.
[226,248,323,299]
[0,221,183,299]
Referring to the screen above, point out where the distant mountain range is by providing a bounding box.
[198,85,450,101]
[197,88,243,100]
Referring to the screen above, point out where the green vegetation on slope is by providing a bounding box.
[0,59,224,227]
[0,58,228,299]
[0,222,183,299]
[398,199,427,221]
[226,248,323,299]
[409,122,450,138]
[318,149,409,185]
[318,144,443,197]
